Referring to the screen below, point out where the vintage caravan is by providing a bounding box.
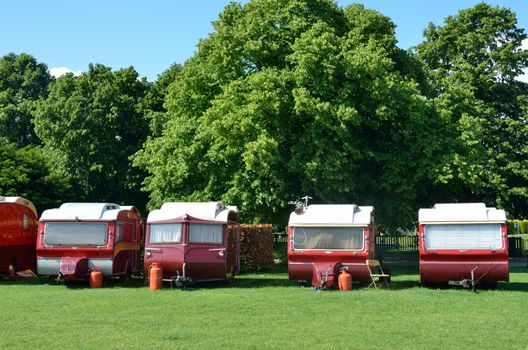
[288,204,376,289]
[418,203,508,286]
[144,202,239,287]
[37,203,142,282]
[0,196,38,276]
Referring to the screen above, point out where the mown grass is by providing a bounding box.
[1,266,528,349]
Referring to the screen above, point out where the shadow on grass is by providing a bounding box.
[0,276,147,289]
[61,276,146,289]
[497,282,528,291]
[230,277,295,289]
[0,277,42,286]
[4,265,528,292]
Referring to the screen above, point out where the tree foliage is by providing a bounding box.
[145,63,182,137]
[0,141,74,210]
[134,0,443,227]
[0,53,51,147]
[34,64,151,210]
[415,3,528,217]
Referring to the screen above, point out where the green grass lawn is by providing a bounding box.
[1,266,528,349]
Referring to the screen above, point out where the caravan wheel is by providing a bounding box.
[8,259,17,277]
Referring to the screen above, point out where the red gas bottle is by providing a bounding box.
[149,263,163,291]
[90,268,103,288]
[338,268,352,290]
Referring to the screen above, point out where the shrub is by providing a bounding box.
[507,220,528,235]
[239,224,274,272]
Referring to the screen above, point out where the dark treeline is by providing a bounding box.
[1,1,527,229]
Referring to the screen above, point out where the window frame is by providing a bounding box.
[115,221,125,243]
[148,223,184,245]
[291,226,365,251]
[188,223,224,245]
[23,212,29,229]
[424,223,503,250]
[43,221,109,247]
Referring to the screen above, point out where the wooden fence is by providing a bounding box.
[509,236,523,257]
[273,233,288,250]
[274,233,525,257]
[376,235,418,253]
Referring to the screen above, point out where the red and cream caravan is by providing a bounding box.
[288,204,375,288]
[0,196,38,276]
[144,202,239,287]
[37,203,142,282]
[418,203,508,285]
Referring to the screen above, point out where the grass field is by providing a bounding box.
[1,266,528,349]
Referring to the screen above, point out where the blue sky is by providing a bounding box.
[1,1,526,81]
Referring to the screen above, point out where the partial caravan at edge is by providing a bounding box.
[0,196,38,277]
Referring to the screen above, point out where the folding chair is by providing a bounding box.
[366,259,390,288]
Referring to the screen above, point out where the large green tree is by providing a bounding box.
[0,53,51,147]
[34,64,152,210]
[134,0,442,228]
[415,3,528,217]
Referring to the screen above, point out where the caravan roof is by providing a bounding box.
[288,204,374,226]
[418,203,506,224]
[39,203,135,221]
[148,202,238,223]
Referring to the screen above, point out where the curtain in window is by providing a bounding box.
[44,222,107,246]
[293,227,364,250]
[425,224,502,250]
[189,224,223,244]
[149,223,183,244]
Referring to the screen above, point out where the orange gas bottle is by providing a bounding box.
[338,268,352,290]
[149,263,163,291]
[89,268,103,288]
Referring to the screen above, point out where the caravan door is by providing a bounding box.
[185,223,226,281]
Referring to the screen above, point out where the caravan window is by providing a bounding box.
[424,224,502,250]
[293,227,364,250]
[23,213,29,229]
[149,223,183,244]
[115,222,125,243]
[189,224,223,244]
[44,222,108,246]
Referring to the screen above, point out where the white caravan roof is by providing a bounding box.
[418,203,506,224]
[40,203,136,221]
[148,202,238,223]
[288,204,374,226]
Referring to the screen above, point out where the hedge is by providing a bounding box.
[239,224,274,272]
[507,220,528,235]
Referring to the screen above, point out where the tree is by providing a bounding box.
[134,0,442,228]
[415,3,528,217]
[0,53,51,147]
[145,63,182,137]
[34,64,151,210]
[0,141,74,210]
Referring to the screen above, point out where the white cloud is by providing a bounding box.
[517,39,528,83]
[49,66,83,78]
